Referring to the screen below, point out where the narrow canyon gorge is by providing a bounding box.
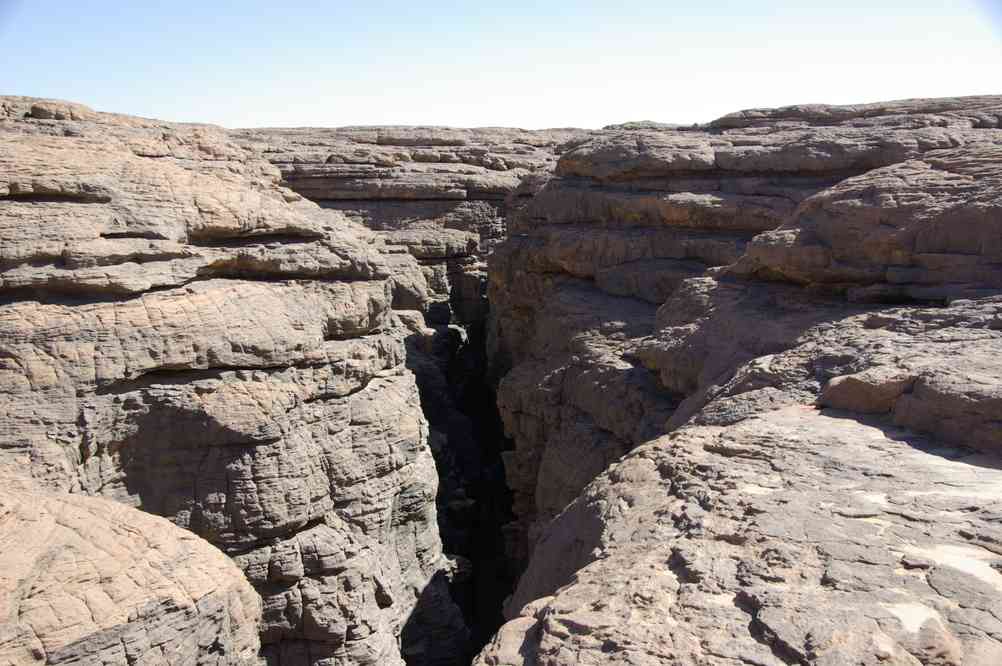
[1,94,1001,666]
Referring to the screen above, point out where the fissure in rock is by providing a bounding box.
[6,96,1002,666]
[242,126,605,664]
[259,130,568,663]
[401,315,516,663]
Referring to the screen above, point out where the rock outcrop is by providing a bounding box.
[4,92,1002,666]
[236,125,594,647]
[479,96,1002,664]
[0,485,261,665]
[234,125,593,326]
[0,97,465,665]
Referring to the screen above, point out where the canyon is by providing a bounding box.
[1,94,1000,665]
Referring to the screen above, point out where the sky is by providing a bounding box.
[1,1,1000,129]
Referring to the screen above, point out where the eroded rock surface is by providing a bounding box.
[0,484,261,665]
[0,97,465,665]
[235,125,593,324]
[480,96,1002,665]
[5,92,1002,666]
[238,125,595,647]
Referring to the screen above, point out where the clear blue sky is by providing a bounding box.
[1,1,1000,128]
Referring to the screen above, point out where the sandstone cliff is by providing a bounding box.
[478,96,1002,664]
[0,97,468,665]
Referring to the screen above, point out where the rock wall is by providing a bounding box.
[233,126,593,325]
[0,98,465,665]
[236,125,594,648]
[479,96,1002,664]
[4,92,1002,666]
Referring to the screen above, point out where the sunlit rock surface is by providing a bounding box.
[0,96,465,665]
[479,95,1002,665]
[4,93,1002,666]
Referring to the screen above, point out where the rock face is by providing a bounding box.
[236,124,594,647]
[5,92,1002,666]
[233,125,593,325]
[479,96,1002,664]
[0,97,466,665]
[0,485,261,665]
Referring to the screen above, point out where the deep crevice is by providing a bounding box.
[281,171,517,665]
[2,192,111,204]
[446,320,517,649]
[401,315,516,664]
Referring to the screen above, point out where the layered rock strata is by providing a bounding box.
[234,126,594,325]
[0,97,465,665]
[479,96,1002,664]
[4,92,1002,666]
[237,125,593,647]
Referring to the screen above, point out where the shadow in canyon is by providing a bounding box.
[403,316,517,663]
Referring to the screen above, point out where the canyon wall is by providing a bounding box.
[0,98,589,665]
[3,93,1002,666]
[0,97,471,665]
[479,96,1002,664]
[235,124,594,647]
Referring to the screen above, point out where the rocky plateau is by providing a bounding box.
[1,94,1001,666]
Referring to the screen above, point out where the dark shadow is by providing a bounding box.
[400,570,474,666]
[403,314,517,659]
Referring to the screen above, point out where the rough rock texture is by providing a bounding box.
[0,97,465,665]
[234,125,593,325]
[237,125,594,647]
[6,92,1002,666]
[479,96,1002,664]
[0,484,261,665]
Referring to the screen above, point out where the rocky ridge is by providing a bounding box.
[478,96,1002,664]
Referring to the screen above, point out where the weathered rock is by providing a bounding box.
[708,95,1002,130]
[485,405,1002,665]
[0,484,261,665]
[480,95,1002,665]
[731,144,1002,301]
[236,125,593,323]
[7,91,1002,666]
[238,124,595,647]
[0,97,465,665]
